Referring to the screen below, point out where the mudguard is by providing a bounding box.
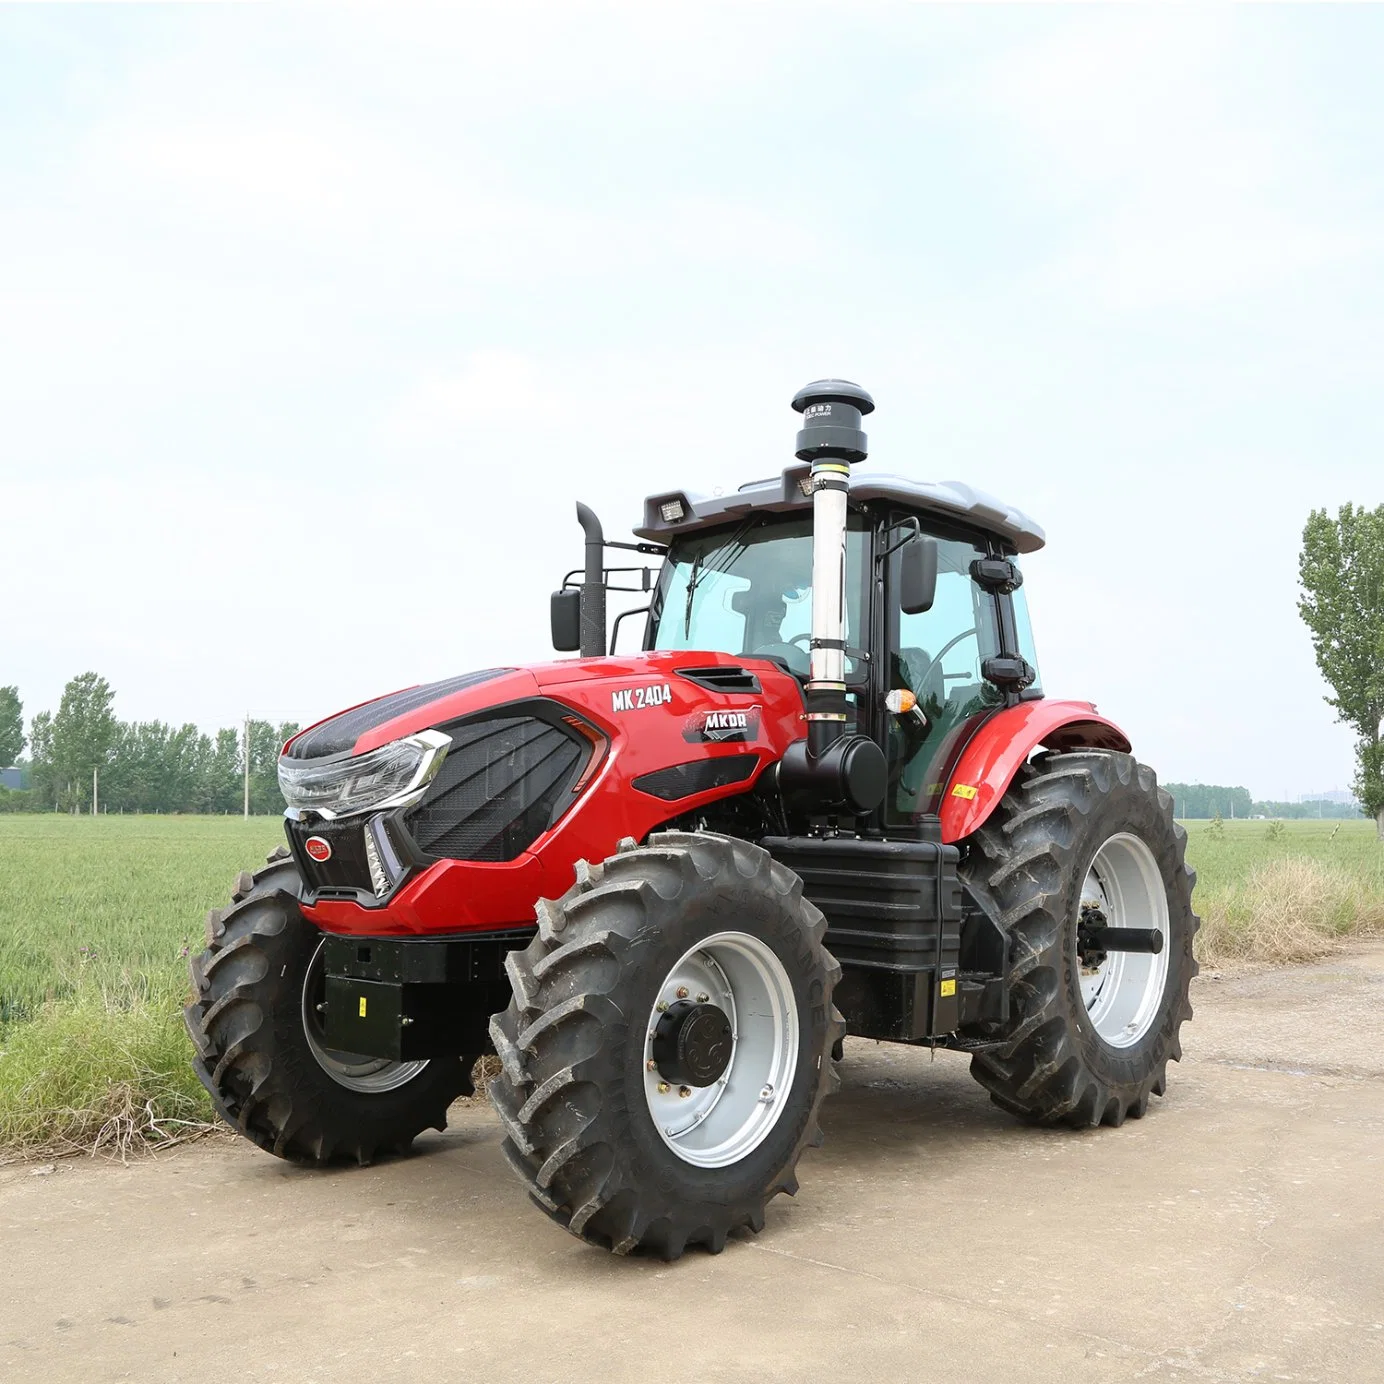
[939,700,1131,844]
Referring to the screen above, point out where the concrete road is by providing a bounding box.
[4,946,1382,1384]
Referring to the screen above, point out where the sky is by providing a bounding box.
[2,4,1381,802]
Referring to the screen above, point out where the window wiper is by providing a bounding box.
[683,547,703,638]
[682,519,756,639]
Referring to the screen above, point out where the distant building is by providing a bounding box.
[1,766,28,791]
[1299,788,1359,807]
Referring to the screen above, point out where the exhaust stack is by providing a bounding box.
[791,379,873,756]
[575,502,607,658]
[779,380,887,817]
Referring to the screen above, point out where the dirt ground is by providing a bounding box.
[4,945,1382,1384]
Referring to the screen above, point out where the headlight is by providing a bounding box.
[278,729,451,819]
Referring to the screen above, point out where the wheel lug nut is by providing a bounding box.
[657,1082,670,1094]
[646,1059,657,1072]
[679,1086,692,1098]
[655,1001,668,1012]
[675,986,689,1000]
[696,992,709,1003]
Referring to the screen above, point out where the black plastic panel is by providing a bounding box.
[632,755,758,802]
[286,815,377,897]
[675,665,762,695]
[322,931,534,1059]
[406,713,585,862]
[761,835,962,975]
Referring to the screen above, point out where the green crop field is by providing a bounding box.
[1,814,1381,1160]
[0,816,285,1160]
[1179,817,1384,964]
[1180,817,1384,895]
[0,816,286,1027]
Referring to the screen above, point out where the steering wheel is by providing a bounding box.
[751,640,810,676]
[908,629,978,691]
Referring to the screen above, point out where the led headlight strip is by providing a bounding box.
[277,729,451,820]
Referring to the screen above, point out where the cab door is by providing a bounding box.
[880,521,1007,829]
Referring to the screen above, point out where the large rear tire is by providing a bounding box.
[959,752,1199,1127]
[489,831,842,1260]
[184,848,474,1164]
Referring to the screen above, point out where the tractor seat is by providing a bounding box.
[896,647,944,710]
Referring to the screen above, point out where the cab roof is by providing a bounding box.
[635,464,1046,554]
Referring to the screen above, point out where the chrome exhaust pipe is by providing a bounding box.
[791,380,874,758]
[778,380,887,817]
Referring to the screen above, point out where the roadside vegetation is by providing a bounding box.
[2,814,1381,1162]
[0,816,282,1161]
[1186,818,1384,965]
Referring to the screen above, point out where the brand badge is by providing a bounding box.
[683,706,762,744]
[305,836,332,862]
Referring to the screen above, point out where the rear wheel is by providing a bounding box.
[489,831,842,1259]
[960,752,1199,1126]
[184,848,474,1164]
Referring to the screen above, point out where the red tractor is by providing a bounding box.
[187,381,1197,1260]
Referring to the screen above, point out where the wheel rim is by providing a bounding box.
[301,941,430,1093]
[643,931,799,1169]
[1078,833,1172,1049]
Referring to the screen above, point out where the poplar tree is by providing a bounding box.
[1299,503,1384,838]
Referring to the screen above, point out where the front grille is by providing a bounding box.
[405,713,587,862]
[632,755,758,802]
[287,669,512,760]
[288,817,378,898]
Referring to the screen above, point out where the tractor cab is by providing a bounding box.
[638,483,1044,830]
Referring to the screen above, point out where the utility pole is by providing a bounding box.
[243,714,251,819]
[92,764,98,817]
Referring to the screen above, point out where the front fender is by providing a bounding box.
[940,700,1131,844]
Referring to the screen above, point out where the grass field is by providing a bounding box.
[0,817,284,1160]
[1,814,1381,1159]
[1179,817,1384,964]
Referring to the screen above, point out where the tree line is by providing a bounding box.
[0,674,297,815]
[1162,783,1362,820]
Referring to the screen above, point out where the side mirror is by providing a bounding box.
[899,535,938,615]
[550,589,582,652]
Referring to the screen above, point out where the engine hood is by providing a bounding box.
[282,652,794,761]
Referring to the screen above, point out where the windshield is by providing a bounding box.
[649,515,869,679]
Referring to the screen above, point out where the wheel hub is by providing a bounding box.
[1078,901,1109,970]
[643,932,799,1169]
[1078,834,1173,1049]
[652,1000,734,1087]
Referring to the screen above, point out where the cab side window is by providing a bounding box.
[887,536,1004,825]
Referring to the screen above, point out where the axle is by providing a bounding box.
[1078,918,1165,970]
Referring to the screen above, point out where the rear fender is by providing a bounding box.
[940,700,1131,844]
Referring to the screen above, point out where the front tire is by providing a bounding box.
[184,848,474,1164]
[960,752,1199,1127]
[489,832,842,1260]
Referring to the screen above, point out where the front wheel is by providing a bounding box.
[960,752,1199,1127]
[489,832,842,1259]
[184,848,474,1164]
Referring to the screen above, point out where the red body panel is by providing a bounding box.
[938,700,1131,844]
[295,653,1128,935]
[302,652,805,938]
